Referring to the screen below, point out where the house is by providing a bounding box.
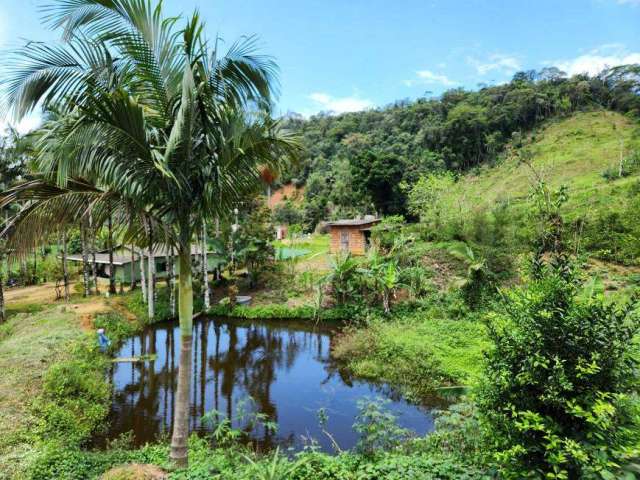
[326,217,380,255]
[63,245,220,285]
[275,224,288,240]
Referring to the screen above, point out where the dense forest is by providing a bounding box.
[276,65,640,229]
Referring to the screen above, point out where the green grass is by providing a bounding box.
[273,234,330,258]
[0,306,84,479]
[446,111,640,218]
[333,306,489,401]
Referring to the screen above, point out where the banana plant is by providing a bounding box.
[362,249,404,314]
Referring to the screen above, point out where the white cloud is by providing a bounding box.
[616,0,640,5]
[308,92,373,114]
[467,54,521,76]
[0,113,42,136]
[551,45,640,76]
[405,70,458,87]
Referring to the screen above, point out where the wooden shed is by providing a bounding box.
[326,217,380,255]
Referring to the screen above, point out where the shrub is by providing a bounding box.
[353,398,411,457]
[31,338,111,447]
[477,256,640,479]
[208,303,354,321]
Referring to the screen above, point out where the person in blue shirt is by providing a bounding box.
[97,328,111,352]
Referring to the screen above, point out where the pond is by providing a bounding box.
[105,317,438,452]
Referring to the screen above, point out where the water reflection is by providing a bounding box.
[106,317,435,451]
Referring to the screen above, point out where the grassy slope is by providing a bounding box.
[335,111,640,399]
[0,307,83,479]
[450,110,639,218]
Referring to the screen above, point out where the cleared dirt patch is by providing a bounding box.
[101,464,167,480]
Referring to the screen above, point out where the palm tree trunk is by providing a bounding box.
[62,230,70,302]
[215,216,220,281]
[169,246,176,317]
[108,215,116,294]
[90,215,100,295]
[170,245,194,468]
[139,247,147,303]
[0,260,5,324]
[81,221,90,297]
[130,244,137,290]
[147,223,155,321]
[20,259,27,287]
[32,250,37,285]
[202,225,209,310]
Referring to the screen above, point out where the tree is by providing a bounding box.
[272,199,303,225]
[236,200,275,288]
[407,172,456,227]
[350,150,406,216]
[0,239,5,323]
[0,0,300,467]
[477,256,640,478]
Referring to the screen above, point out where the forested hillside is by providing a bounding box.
[277,66,640,229]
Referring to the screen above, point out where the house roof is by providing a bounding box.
[64,245,214,265]
[325,218,380,227]
[65,253,131,265]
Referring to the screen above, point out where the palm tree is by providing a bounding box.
[0,0,299,467]
[0,239,5,323]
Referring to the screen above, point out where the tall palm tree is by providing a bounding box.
[1,0,299,467]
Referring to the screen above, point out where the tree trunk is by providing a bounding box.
[62,230,70,302]
[20,259,27,287]
[147,223,155,321]
[383,288,390,314]
[130,244,137,290]
[215,216,220,281]
[202,225,210,310]
[0,260,5,324]
[139,247,147,303]
[108,215,116,294]
[90,215,100,295]
[170,246,194,467]
[81,221,91,297]
[32,250,37,285]
[169,247,176,317]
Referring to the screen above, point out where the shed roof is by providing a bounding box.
[325,218,380,227]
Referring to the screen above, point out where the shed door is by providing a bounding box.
[340,230,350,251]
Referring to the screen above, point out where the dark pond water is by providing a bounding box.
[105,317,436,452]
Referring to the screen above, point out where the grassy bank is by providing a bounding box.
[22,409,487,479]
[0,307,85,479]
[332,303,489,401]
[208,302,352,321]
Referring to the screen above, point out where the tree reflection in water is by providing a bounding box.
[106,317,435,452]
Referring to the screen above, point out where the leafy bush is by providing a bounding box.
[477,257,640,479]
[208,303,354,321]
[353,398,411,457]
[31,339,111,446]
[324,253,362,305]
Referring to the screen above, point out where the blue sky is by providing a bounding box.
[1,0,639,129]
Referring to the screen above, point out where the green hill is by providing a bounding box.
[448,111,640,218]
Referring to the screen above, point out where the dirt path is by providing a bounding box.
[5,280,115,331]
